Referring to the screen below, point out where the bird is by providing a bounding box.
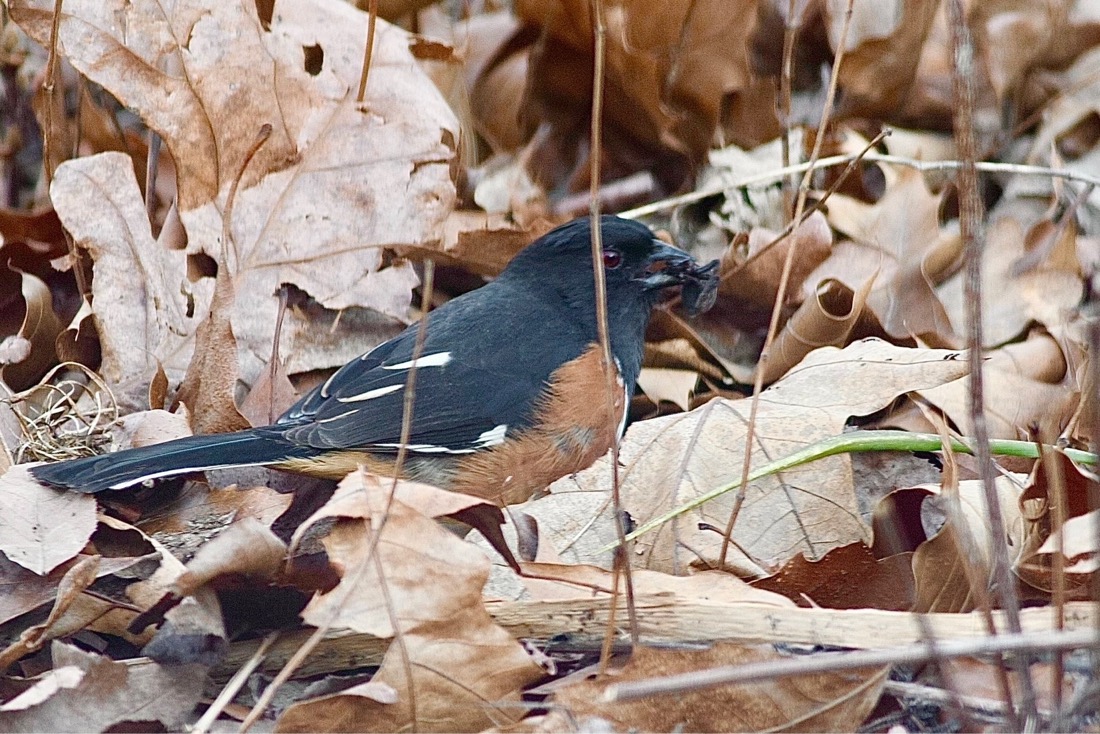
[30,215,718,506]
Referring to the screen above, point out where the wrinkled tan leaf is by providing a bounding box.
[49,153,210,404]
[824,167,960,342]
[0,640,205,732]
[0,268,63,391]
[915,332,1076,440]
[13,0,457,386]
[551,643,887,732]
[294,472,511,636]
[552,339,969,576]
[0,465,97,575]
[938,214,1083,348]
[283,471,542,732]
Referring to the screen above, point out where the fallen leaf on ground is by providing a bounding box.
[280,471,542,732]
[551,339,969,576]
[0,640,206,731]
[0,465,97,575]
[549,643,887,732]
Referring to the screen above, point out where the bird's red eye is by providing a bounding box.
[602,249,622,269]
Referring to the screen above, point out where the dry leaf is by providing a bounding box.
[0,465,97,575]
[0,268,63,391]
[824,167,960,342]
[13,0,457,387]
[516,0,759,194]
[751,543,915,612]
[0,640,206,732]
[551,643,887,732]
[282,471,542,732]
[552,339,969,576]
[48,153,211,405]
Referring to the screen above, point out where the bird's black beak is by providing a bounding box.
[638,240,697,291]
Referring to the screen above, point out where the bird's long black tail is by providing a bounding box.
[29,428,308,493]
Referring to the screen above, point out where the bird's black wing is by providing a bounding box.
[278,283,587,455]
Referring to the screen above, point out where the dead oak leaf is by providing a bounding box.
[50,153,212,405]
[13,0,457,387]
[825,166,960,343]
[551,643,887,733]
[0,465,97,575]
[937,213,1083,348]
[282,472,542,732]
[551,339,969,576]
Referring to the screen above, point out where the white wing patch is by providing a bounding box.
[383,352,452,370]
[373,424,507,455]
[336,383,403,403]
[473,424,508,448]
[372,442,477,454]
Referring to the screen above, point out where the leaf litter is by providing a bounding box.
[0,0,1097,731]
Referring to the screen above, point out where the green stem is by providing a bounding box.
[619,430,1097,546]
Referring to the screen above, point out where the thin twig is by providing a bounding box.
[618,153,1100,221]
[356,0,379,104]
[1038,428,1068,729]
[717,0,854,569]
[779,0,799,206]
[193,631,279,734]
[586,0,639,654]
[222,124,272,272]
[947,0,1037,724]
[602,627,1100,703]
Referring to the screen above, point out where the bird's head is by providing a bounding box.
[504,215,717,314]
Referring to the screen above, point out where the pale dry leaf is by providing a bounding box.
[0,268,64,391]
[275,619,541,732]
[49,153,211,400]
[294,472,510,637]
[551,339,970,576]
[0,666,84,712]
[13,0,457,386]
[0,465,97,575]
[282,471,542,732]
[636,368,698,411]
[173,518,287,597]
[824,167,959,342]
[915,367,1076,440]
[1036,509,1100,573]
[0,640,206,732]
[552,643,888,733]
[937,213,1083,348]
[119,409,193,449]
